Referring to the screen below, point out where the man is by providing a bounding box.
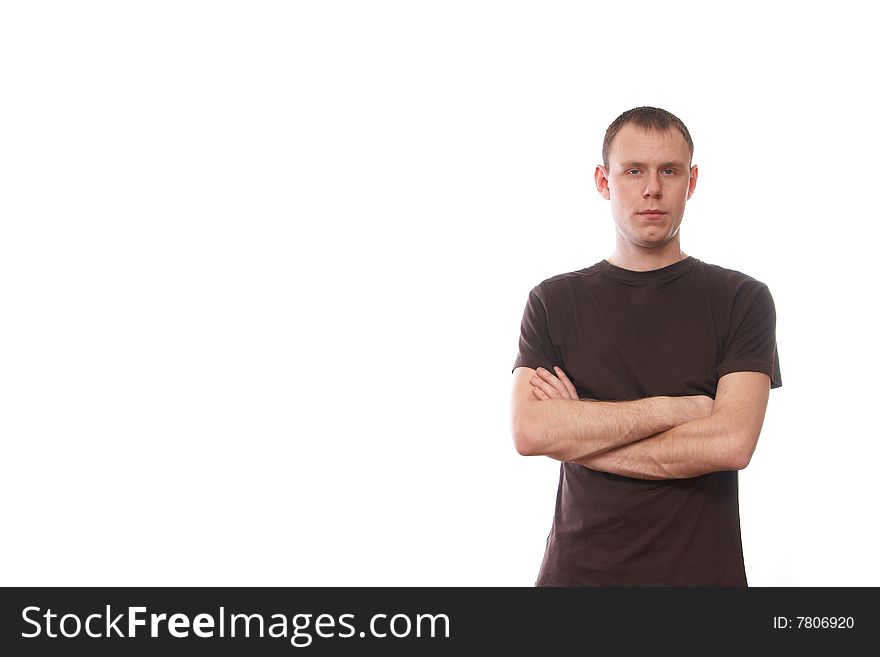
[510,107,781,586]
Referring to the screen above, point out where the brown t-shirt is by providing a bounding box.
[512,256,782,586]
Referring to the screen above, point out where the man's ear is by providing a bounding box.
[595,165,611,200]
[687,164,699,200]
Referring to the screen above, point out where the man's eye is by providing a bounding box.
[627,169,641,175]
[661,168,675,175]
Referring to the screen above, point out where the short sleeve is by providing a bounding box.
[717,283,782,388]
[512,287,558,374]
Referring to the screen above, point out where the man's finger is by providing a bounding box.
[535,367,568,396]
[533,367,577,400]
[554,366,579,399]
[537,366,578,400]
[530,373,564,399]
[532,386,549,400]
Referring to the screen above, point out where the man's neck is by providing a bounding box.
[606,244,688,272]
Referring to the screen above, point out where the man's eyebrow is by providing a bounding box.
[620,160,687,168]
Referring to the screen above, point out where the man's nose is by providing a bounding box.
[643,172,662,198]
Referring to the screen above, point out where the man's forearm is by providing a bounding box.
[517,396,706,462]
[574,412,742,480]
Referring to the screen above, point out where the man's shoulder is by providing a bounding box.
[531,262,604,294]
[695,258,771,292]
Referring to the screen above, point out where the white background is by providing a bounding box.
[1,1,877,586]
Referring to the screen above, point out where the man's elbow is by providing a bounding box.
[725,431,760,471]
[728,450,752,472]
[511,410,545,456]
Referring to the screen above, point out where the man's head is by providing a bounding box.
[595,107,698,257]
[601,107,693,170]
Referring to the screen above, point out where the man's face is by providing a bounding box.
[595,124,698,251]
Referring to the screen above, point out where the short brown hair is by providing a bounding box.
[602,107,694,169]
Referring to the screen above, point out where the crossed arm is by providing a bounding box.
[510,366,771,480]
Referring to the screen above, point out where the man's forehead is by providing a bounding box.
[609,124,690,165]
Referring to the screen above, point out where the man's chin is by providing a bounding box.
[632,235,673,247]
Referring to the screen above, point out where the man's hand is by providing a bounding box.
[529,366,579,400]
[530,366,714,421]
